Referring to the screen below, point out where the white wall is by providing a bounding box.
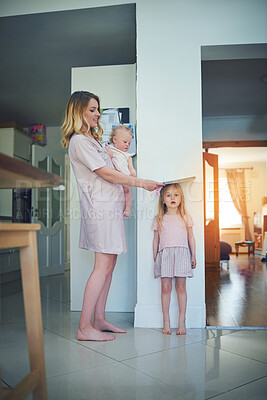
[134,0,267,328]
[70,64,137,312]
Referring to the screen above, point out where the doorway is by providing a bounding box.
[203,145,267,327]
[201,43,267,327]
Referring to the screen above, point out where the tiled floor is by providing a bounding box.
[1,272,267,399]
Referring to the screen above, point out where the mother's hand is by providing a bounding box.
[142,180,164,192]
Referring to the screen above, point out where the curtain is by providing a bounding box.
[226,168,252,241]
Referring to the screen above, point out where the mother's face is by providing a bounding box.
[83,98,101,130]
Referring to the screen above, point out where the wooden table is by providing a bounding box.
[0,152,63,400]
[235,241,255,257]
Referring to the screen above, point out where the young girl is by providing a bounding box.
[152,183,196,335]
[106,126,136,217]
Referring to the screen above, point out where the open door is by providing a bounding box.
[203,152,220,269]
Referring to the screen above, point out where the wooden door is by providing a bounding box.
[203,152,220,269]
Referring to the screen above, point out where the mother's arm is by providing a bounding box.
[95,166,162,191]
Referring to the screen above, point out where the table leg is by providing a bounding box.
[19,231,47,400]
[235,244,239,257]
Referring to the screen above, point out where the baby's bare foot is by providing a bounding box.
[176,320,186,335]
[123,208,131,217]
[77,327,115,341]
[93,320,126,334]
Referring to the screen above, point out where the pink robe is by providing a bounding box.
[69,134,127,255]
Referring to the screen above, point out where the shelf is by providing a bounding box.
[0,152,62,189]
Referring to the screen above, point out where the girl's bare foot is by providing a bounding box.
[176,320,186,335]
[93,319,126,334]
[162,322,171,335]
[123,208,131,217]
[77,326,115,341]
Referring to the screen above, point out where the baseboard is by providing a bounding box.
[134,303,206,328]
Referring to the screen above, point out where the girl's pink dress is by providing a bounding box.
[152,214,194,278]
[69,134,127,255]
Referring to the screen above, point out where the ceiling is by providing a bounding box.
[0,4,136,127]
[0,6,266,127]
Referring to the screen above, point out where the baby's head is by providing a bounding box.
[110,126,133,152]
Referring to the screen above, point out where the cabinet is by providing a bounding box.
[0,126,33,218]
[0,125,33,279]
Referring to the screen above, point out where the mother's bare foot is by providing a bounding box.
[176,321,186,335]
[93,319,126,334]
[77,326,115,341]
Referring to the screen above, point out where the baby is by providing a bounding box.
[106,125,136,217]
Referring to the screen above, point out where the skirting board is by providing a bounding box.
[134,304,206,328]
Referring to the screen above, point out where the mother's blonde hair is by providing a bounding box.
[157,183,189,232]
[61,91,103,148]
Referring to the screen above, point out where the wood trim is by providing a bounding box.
[203,140,267,149]
[0,223,40,232]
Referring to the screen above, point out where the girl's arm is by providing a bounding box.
[188,227,196,269]
[153,231,159,261]
[95,165,162,191]
[128,157,136,177]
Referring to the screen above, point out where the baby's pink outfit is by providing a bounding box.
[109,146,135,175]
[152,214,194,278]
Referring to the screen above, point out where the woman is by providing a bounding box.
[62,91,162,341]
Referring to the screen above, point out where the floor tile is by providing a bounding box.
[0,292,25,323]
[123,342,267,398]
[43,308,132,340]
[40,272,70,303]
[0,321,27,349]
[47,362,181,400]
[74,327,210,362]
[207,329,267,363]
[211,376,267,400]
[0,327,113,387]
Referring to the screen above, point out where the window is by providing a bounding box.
[219,177,242,228]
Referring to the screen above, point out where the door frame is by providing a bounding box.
[203,140,267,328]
[203,140,267,150]
[202,139,267,265]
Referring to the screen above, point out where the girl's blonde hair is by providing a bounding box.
[157,183,189,232]
[61,91,103,148]
[109,125,133,144]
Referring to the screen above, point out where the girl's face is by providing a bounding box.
[113,129,132,152]
[163,186,181,211]
[83,98,101,130]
